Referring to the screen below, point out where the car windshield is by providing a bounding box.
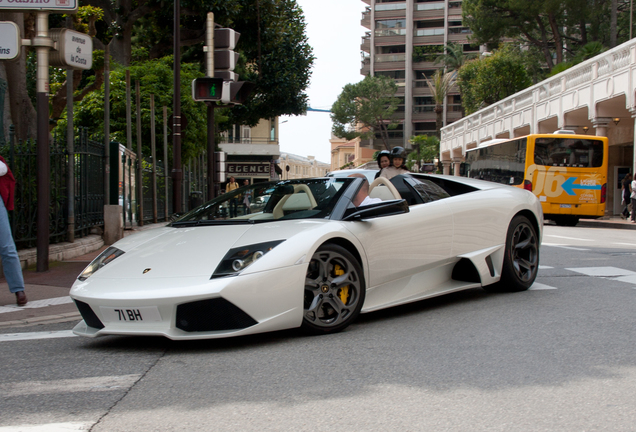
[171,178,353,225]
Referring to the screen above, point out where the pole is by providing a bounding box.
[206,12,216,201]
[135,80,144,226]
[150,94,157,223]
[104,44,110,206]
[126,70,132,150]
[66,16,75,243]
[163,106,169,219]
[35,12,50,272]
[172,0,183,213]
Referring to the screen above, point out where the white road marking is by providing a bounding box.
[544,235,594,241]
[539,265,553,269]
[0,296,73,314]
[0,422,93,432]
[543,245,590,251]
[0,330,77,343]
[529,283,557,290]
[611,274,636,284]
[566,267,636,277]
[0,374,141,397]
[613,242,636,246]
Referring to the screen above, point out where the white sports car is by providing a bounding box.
[70,173,542,340]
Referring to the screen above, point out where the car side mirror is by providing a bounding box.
[343,199,409,221]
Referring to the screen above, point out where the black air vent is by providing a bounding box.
[176,298,258,332]
[74,300,105,329]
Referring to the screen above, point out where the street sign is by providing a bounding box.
[0,0,78,12]
[0,21,19,60]
[49,28,92,70]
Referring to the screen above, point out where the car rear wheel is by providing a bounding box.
[302,244,365,335]
[484,215,539,293]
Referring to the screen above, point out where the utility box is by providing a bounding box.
[109,142,138,228]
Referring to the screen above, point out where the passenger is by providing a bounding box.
[374,150,391,179]
[379,146,410,180]
[348,174,382,207]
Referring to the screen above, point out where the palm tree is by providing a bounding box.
[434,42,478,72]
[426,70,455,138]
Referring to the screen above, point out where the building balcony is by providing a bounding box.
[413,9,445,20]
[361,9,371,29]
[375,9,407,20]
[219,140,280,157]
[413,34,445,45]
[374,34,406,45]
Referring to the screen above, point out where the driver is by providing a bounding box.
[349,174,382,207]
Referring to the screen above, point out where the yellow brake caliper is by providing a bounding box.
[334,264,349,304]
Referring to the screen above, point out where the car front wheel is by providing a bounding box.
[302,244,365,335]
[485,215,539,293]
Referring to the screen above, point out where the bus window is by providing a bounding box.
[533,138,604,168]
[464,138,527,186]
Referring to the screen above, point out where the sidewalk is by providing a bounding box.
[0,222,168,329]
[0,217,634,329]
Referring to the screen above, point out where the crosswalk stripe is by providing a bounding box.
[0,422,93,432]
[565,267,636,277]
[529,283,557,290]
[0,296,73,314]
[0,330,77,343]
[0,374,141,397]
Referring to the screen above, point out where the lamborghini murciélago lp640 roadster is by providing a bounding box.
[70,173,542,340]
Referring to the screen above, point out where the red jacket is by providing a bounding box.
[0,156,16,211]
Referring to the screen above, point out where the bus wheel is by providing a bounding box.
[554,216,579,227]
[484,215,539,293]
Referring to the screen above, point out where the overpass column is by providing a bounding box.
[442,161,451,175]
[452,158,462,176]
[630,108,636,175]
[592,117,611,137]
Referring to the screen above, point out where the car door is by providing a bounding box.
[344,178,454,311]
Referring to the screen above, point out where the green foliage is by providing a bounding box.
[547,41,608,77]
[463,0,630,72]
[53,56,216,163]
[413,45,444,63]
[125,0,314,128]
[330,75,400,149]
[457,44,532,115]
[406,135,439,171]
[434,42,478,71]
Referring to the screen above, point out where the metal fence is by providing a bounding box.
[1,127,106,248]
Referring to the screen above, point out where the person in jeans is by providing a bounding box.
[226,176,239,218]
[622,173,632,219]
[0,156,27,306]
[631,175,636,223]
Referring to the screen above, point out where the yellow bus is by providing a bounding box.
[463,132,608,226]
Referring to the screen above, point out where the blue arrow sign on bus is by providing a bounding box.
[561,177,602,195]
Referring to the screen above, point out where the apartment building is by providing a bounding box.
[361,0,476,149]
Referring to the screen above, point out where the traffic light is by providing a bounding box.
[215,28,240,82]
[221,81,256,105]
[191,77,224,101]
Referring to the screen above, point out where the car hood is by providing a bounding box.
[85,221,326,280]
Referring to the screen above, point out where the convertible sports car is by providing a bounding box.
[70,173,542,340]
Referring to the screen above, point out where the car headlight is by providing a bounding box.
[78,246,125,281]
[211,240,283,278]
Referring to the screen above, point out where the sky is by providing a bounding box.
[278,0,367,164]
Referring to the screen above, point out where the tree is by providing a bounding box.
[407,135,439,172]
[457,44,532,115]
[331,75,400,150]
[463,0,632,72]
[427,70,455,137]
[434,42,478,71]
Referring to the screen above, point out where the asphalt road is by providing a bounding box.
[1,225,635,431]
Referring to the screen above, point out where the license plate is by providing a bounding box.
[560,204,572,208]
[99,306,162,322]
